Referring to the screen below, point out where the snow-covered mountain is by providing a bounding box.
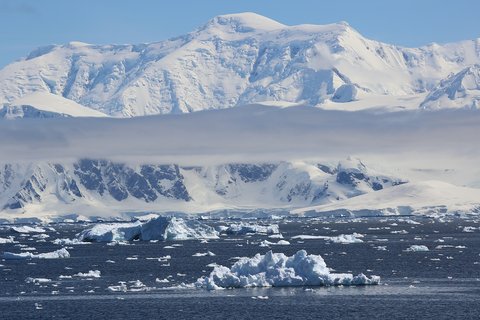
[0,158,406,222]
[1,12,480,117]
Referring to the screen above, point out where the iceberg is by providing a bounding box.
[77,217,219,242]
[2,248,70,260]
[195,250,380,290]
[222,223,280,235]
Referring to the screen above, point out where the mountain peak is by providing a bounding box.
[201,12,286,34]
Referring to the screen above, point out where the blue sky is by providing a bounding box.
[0,0,479,68]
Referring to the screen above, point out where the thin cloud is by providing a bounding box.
[0,105,479,168]
[0,1,36,14]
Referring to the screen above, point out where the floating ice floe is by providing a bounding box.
[462,226,477,233]
[222,223,280,235]
[77,217,219,242]
[268,234,284,239]
[329,234,364,244]
[192,251,216,257]
[0,236,15,244]
[2,248,70,260]
[107,280,153,293]
[291,233,364,244]
[195,250,380,290]
[406,245,429,252]
[52,238,90,245]
[10,226,46,234]
[25,277,52,284]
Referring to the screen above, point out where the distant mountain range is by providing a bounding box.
[0,157,408,222]
[1,12,480,118]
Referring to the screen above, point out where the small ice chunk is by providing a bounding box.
[291,235,326,240]
[2,248,70,260]
[74,270,101,278]
[156,278,170,283]
[223,223,280,235]
[268,234,284,239]
[11,226,46,233]
[25,277,51,284]
[0,236,15,244]
[52,238,90,245]
[290,233,363,243]
[107,282,127,293]
[391,230,408,234]
[328,234,364,244]
[192,251,216,257]
[260,240,290,247]
[406,245,429,252]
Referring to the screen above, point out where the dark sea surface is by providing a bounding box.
[1,217,479,319]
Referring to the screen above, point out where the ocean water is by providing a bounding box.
[1,217,479,319]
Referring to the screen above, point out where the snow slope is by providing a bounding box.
[0,92,107,118]
[1,13,480,116]
[292,180,480,217]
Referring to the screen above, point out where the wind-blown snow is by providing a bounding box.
[2,248,70,260]
[77,216,218,242]
[195,250,379,290]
